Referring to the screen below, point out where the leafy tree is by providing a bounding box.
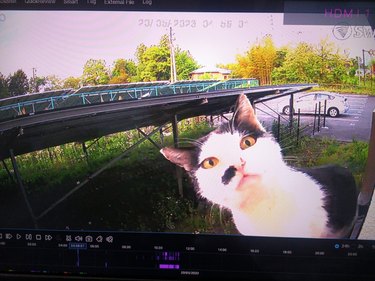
[158,34,170,48]
[272,39,348,84]
[175,48,199,80]
[313,38,347,84]
[136,36,170,82]
[272,42,315,83]
[109,59,137,84]
[135,34,199,82]
[8,69,29,96]
[135,43,147,64]
[109,75,129,85]
[43,75,63,91]
[0,73,9,99]
[82,59,110,86]
[347,58,358,77]
[234,36,277,85]
[29,76,46,93]
[274,47,289,68]
[371,58,375,71]
[63,76,81,89]
[217,63,239,78]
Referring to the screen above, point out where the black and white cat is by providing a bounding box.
[161,94,358,238]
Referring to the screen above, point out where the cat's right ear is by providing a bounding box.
[160,147,195,172]
[234,93,265,132]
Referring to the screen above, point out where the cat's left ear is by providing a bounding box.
[160,147,195,172]
[234,94,265,132]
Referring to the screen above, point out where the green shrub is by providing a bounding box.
[285,137,368,188]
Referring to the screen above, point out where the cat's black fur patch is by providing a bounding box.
[298,165,358,236]
[222,166,237,185]
[187,148,200,173]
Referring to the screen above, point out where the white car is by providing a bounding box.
[277,91,349,117]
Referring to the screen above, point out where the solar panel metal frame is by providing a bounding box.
[0,84,314,160]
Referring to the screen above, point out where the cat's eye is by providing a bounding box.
[240,135,256,150]
[201,157,219,169]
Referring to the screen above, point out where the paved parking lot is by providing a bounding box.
[255,94,375,142]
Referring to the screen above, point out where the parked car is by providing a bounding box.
[277,91,349,117]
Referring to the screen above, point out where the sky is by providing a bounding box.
[0,10,374,80]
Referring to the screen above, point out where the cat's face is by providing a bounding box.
[193,129,285,210]
[161,94,285,210]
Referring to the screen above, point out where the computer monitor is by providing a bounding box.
[0,0,374,280]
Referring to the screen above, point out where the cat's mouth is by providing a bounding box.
[236,174,261,190]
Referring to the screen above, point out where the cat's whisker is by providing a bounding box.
[175,141,200,147]
[179,137,204,144]
[160,93,358,239]
[177,138,204,147]
[283,156,299,162]
[280,145,296,151]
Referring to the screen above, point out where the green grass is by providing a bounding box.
[314,81,375,95]
[0,117,369,233]
[1,133,131,191]
[285,136,369,189]
[0,118,219,232]
[0,119,211,187]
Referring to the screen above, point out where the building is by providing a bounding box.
[189,66,231,80]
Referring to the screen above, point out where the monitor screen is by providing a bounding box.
[0,0,375,280]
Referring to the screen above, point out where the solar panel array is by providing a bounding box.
[0,79,258,121]
[0,89,74,120]
[0,89,73,107]
[74,81,169,94]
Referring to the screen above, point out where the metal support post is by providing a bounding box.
[9,149,38,228]
[172,115,179,148]
[318,101,321,132]
[313,104,317,135]
[289,93,294,133]
[37,124,166,220]
[82,142,89,165]
[1,159,16,184]
[277,115,281,143]
[137,128,161,150]
[220,114,230,122]
[159,128,164,145]
[323,100,327,128]
[172,115,184,197]
[297,109,300,145]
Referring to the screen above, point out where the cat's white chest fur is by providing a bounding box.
[230,169,328,238]
[195,132,329,238]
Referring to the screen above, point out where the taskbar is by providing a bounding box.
[0,229,374,280]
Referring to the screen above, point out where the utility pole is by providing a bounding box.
[169,27,177,83]
[32,67,37,92]
[366,49,375,89]
[362,49,366,86]
[357,56,361,85]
